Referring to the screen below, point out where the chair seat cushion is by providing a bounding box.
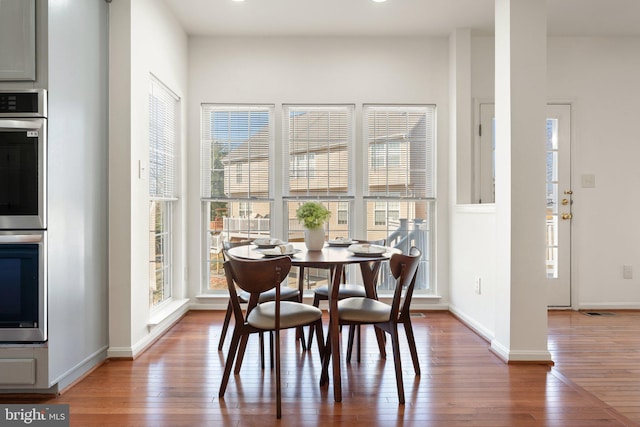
[248,301,323,330]
[314,284,367,298]
[338,297,391,323]
[238,286,299,303]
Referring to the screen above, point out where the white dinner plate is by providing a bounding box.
[252,238,285,248]
[256,248,302,258]
[347,244,387,257]
[327,238,355,247]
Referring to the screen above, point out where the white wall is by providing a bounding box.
[548,37,640,308]
[186,36,452,307]
[108,0,189,357]
[47,0,110,389]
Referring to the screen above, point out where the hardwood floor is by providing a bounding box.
[1,310,639,426]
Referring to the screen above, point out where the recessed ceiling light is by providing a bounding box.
[372,0,387,2]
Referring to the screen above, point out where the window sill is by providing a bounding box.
[148,298,190,332]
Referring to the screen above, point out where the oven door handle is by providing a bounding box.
[0,234,43,243]
[0,119,45,130]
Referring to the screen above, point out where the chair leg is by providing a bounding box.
[270,331,275,370]
[217,301,233,351]
[234,334,250,375]
[388,325,405,404]
[356,324,361,363]
[275,329,282,419]
[314,319,325,357]
[375,327,387,359]
[306,294,322,350]
[319,329,331,387]
[404,319,421,376]
[259,332,265,369]
[346,324,356,363]
[219,329,242,397]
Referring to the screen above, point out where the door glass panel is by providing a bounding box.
[545,118,559,279]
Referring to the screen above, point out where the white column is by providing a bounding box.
[492,0,552,362]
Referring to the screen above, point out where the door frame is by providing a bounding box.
[474,100,575,308]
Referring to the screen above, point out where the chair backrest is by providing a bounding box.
[224,253,292,318]
[222,239,252,261]
[351,238,386,284]
[388,247,422,321]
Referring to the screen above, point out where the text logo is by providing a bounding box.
[1,405,69,426]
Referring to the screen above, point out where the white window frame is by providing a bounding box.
[200,104,275,294]
[363,104,436,294]
[148,75,180,308]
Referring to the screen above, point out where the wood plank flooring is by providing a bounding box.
[1,310,639,426]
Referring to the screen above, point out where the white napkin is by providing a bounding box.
[254,238,284,246]
[261,243,294,255]
[330,237,353,244]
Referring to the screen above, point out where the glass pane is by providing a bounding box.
[364,106,434,198]
[286,200,351,242]
[149,200,172,306]
[366,200,433,293]
[201,106,273,198]
[546,247,558,279]
[546,117,560,280]
[547,118,558,150]
[547,183,558,215]
[549,151,559,182]
[285,106,353,197]
[546,215,558,247]
[204,200,272,292]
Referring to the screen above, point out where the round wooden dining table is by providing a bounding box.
[226,241,399,402]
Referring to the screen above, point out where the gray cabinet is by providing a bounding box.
[0,0,36,81]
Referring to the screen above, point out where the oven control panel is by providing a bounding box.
[0,90,46,117]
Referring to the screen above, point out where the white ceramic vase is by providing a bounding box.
[304,227,325,251]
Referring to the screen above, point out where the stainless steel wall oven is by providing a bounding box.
[0,89,47,342]
[0,231,46,342]
[0,89,47,230]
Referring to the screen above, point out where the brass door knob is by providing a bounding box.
[561,213,572,220]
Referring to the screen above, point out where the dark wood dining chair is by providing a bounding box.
[306,238,386,363]
[217,239,300,357]
[218,253,324,419]
[327,246,422,404]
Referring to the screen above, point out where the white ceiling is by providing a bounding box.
[162,0,640,38]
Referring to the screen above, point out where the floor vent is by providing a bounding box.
[583,311,616,317]
[410,312,425,318]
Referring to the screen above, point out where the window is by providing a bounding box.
[290,153,316,178]
[283,105,354,241]
[337,202,349,225]
[199,103,437,296]
[374,201,400,226]
[201,105,274,292]
[371,141,402,169]
[235,163,243,184]
[148,76,179,307]
[364,105,435,293]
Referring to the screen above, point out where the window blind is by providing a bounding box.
[149,76,179,199]
[283,105,354,197]
[201,105,274,200]
[363,105,435,199]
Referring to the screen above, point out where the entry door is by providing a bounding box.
[479,103,572,307]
